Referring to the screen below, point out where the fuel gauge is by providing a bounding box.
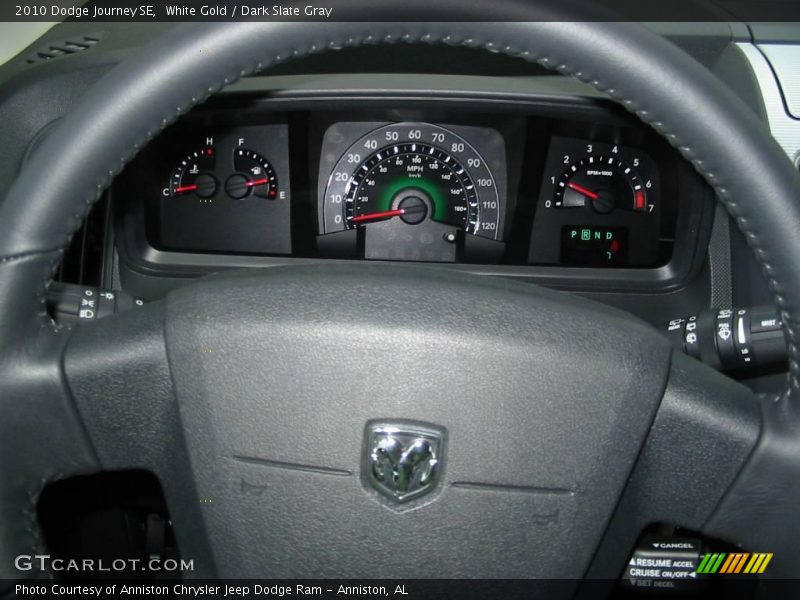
[226,148,279,200]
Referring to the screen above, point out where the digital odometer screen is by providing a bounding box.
[560,226,629,267]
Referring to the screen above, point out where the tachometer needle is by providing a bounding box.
[351,209,405,223]
[567,182,599,200]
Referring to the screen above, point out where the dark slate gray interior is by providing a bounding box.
[0,7,799,597]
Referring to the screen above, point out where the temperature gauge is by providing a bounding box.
[167,146,217,201]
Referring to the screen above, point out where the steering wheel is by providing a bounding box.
[2,8,800,594]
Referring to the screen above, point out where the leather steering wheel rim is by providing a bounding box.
[3,20,800,382]
[2,6,800,589]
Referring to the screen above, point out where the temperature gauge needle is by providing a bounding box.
[174,184,198,194]
[351,209,405,223]
[567,182,600,200]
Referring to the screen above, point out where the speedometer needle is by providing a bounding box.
[351,209,405,223]
[567,182,599,200]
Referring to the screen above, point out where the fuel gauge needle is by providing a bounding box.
[567,182,599,200]
[246,178,269,187]
[351,209,405,223]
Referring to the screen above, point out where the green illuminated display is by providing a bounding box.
[561,226,628,266]
[568,228,618,242]
[376,177,448,221]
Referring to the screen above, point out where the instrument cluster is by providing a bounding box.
[114,100,710,290]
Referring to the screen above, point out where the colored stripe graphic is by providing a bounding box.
[698,552,773,575]
[720,553,749,573]
[745,554,761,574]
[710,554,726,573]
[744,553,774,574]
[698,553,724,574]
[758,554,773,573]
[697,554,712,573]
[720,554,736,574]
[700,554,717,574]
[733,553,750,573]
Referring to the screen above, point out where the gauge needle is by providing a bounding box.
[174,184,198,193]
[351,209,405,223]
[567,182,600,200]
[246,178,268,187]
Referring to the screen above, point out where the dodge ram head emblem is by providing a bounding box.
[365,422,444,503]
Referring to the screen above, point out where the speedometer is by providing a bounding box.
[321,123,503,244]
[346,142,483,233]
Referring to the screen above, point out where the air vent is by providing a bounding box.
[55,195,110,287]
[27,33,103,64]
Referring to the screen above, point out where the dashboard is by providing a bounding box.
[0,21,791,388]
[2,19,799,590]
[113,91,714,292]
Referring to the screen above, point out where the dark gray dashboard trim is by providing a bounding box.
[219,73,609,99]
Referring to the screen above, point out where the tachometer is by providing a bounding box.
[529,137,663,267]
[555,155,648,214]
[321,123,502,241]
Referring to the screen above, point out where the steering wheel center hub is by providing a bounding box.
[162,264,670,578]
